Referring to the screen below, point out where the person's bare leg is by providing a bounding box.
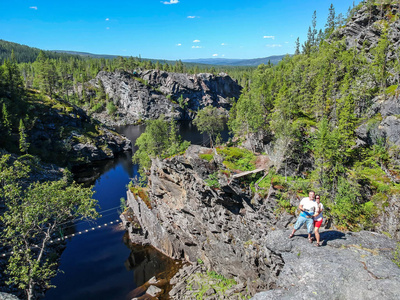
[289,228,296,238]
[314,227,320,246]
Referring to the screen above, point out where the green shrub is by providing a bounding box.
[217,147,256,171]
[91,102,104,113]
[106,102,117,115]
[386,85,398,96]
[205,172,220,189]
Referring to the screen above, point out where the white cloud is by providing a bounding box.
[222,54,225,57]
[285,41,289,44]
[106,27,110,30]
[192,46,203,49]
[266,44,282,48]
[29,6,37,10]
[193,39,200,43]
[263,36,275,40]
[187,16,199,19]
[176,43,182,46]
[162,0,179,4]
[221,43,226,46]
[213,54,218,57]
[105,18,109,21]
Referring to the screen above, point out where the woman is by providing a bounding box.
[313,195,324,247]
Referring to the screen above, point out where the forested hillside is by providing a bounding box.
[228,1,400,233]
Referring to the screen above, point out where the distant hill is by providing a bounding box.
[0,40,83,63]
[0,39,287,67]
[182,55,289,66]
[52,50,178,65]
[53,51,288,66]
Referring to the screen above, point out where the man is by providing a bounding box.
[289,191,318,242]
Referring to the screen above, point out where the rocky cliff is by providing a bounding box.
[26,93,131,166]
[121,145,400,299]
[334,3,400,62]
[88,70,241,126]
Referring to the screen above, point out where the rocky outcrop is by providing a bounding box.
[356,94,400,148]
[252,230,400,300]
[334,4,400,61]
[122,145,290,297]
[122,145,400,299]
[28,99,131,166]
[89,70,241,126]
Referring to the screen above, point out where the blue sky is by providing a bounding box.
[1,0,359,60]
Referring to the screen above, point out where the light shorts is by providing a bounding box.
[314,218,323,228]
[294,215,314,233]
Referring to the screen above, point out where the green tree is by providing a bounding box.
[133,116,190,173]
[295,37,300,55]
[325,4,336,37]
[2,103,12,136]
[19,119,30,153]
[371,31,390,90]
[34,51,59,98]
[0,155,98,300]
[3,50,24,100]
[193,106,226,148]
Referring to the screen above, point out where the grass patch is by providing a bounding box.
[205,172,220,189]
[216,147,256,171]
[199,153,214,162]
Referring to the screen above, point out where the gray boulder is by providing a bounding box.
[0,293,20,300]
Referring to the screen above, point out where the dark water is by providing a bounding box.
[45,122,227,300]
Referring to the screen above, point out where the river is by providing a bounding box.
[45,122,227,300]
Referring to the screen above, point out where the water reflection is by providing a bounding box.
[45,122,229,300]
[124,234,183,300]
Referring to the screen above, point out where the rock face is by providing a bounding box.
[252,230,400,300]
[122,145,288,296]
[28,100,131,166]
[334,4,400,61]
[356,95,400,148]
[90,70,242,125]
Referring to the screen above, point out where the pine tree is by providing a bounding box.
[2,103,12,136]
[19,119,30,153]
[325,4,336,37]
[3,50,24,100]
[295,37,300,55]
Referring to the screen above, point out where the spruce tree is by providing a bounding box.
[19,119,30,153]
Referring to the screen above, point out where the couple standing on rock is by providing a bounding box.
[289,191,324,247]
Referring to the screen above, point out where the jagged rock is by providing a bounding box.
[89,70,241,126]
[0,293,20,300]
[334,4,400,61]
[251,229,400,300]
[375,194,400,240]
[27,99,131,166]
[146,285,162,297]
[123,145,289,296]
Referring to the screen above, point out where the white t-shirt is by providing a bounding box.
[299,197,318,218]
[314,202,324,221]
